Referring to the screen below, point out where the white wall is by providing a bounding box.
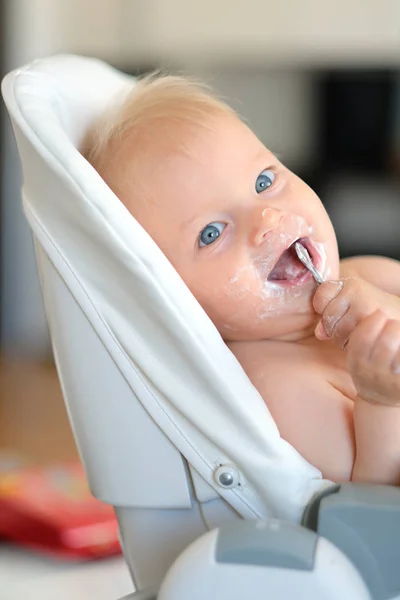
[119,0,400,67]
[7,1,400,69]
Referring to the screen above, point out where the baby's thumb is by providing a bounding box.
[315,319,330,340]
[313,280,344,315]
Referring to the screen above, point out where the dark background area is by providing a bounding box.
[303,69,400,260]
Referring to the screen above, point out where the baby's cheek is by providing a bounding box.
[181,261,288,334]
[223,262,260,300]
[222,270,273,323]
[188,268,255,331]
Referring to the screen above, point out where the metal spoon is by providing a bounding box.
[295,242,324,284]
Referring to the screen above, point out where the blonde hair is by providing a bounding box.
[82,72,237,191]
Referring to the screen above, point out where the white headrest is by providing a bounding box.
[1,54,330,522]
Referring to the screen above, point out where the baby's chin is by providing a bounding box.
[218,309,319,343]
[200,276,319,341]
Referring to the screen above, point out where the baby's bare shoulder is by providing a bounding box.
[228,338,355,481]
[340,255,400,296]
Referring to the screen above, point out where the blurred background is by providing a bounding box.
[1,0,400,594]
[2,0,400,362]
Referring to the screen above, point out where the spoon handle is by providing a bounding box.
[295,242,324,284]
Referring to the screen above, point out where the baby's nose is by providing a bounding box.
[252,207,283,246]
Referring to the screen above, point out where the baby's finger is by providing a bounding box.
[313,280,344,315]
[370,319,400,369]
[318,290,355,347]
[391,346,400,375]
[346,310,387,372]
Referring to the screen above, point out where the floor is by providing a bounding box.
[0,359,78,465]
[0,359,134,599]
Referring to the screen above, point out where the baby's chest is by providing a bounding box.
[231,339,358,400]
[234,341,357,481]
[243,340,358,402]
[309,344,358,401]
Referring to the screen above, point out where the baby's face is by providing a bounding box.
[123,112,339,341]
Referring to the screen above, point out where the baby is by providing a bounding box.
[83,73,400,485]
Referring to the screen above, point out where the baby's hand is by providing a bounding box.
[313,278,400,346]
[313,278,400,406]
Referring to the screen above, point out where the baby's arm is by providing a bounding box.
[341,256,400,482]
[344,309,400,483]
[314,277,400,486]
[352,397,400,484]
[340,255,400,296]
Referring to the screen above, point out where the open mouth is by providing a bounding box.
[267,237,311,282]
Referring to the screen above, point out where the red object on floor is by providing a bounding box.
[0,461,121,560]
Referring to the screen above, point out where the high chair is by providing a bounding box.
[2,54,400,600]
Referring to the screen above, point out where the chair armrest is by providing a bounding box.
[156,521,370,599]
[303,483,400,600]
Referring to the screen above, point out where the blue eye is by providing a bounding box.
[255,169,275,193]
[199,222,226,247]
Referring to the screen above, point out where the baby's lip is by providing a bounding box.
[295,237,320,269]
[299,237,322,272]
[266,236,319,282]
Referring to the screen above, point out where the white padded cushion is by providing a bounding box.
[1,54,331,522]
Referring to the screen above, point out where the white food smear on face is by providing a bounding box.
[223,215,328,322]
[225,266,251,300]
[258,221,310,289]
[255,219,318,318]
